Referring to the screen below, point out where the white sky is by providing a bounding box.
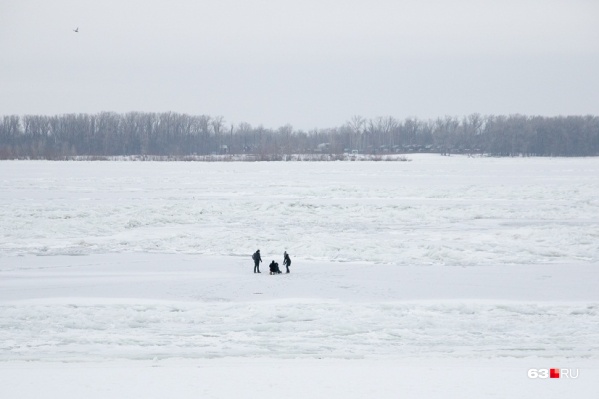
[1,0,598,130]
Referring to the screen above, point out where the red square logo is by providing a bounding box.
[550,368,560,378]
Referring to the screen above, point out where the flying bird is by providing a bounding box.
[73,27,79,33]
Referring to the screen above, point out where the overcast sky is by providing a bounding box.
[1,0,598,130]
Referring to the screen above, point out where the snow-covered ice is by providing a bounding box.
[1,155,597,265]
[0,155,598,398]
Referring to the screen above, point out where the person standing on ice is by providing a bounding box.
[252,249,262,273]
[283,251,291,273]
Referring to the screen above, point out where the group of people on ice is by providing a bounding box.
[252,250,291,275]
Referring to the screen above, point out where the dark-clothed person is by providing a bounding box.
[269,260,282,274]
[252,250,262,273]
[283,251,291,274]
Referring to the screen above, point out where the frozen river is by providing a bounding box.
[1,155,598,266]
[0,155,598,398]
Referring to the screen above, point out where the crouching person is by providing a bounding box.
[269,260,282,275]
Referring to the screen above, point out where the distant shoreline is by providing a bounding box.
[0,154,414,162]
[3,153,599,161]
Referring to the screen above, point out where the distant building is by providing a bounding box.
[316,143,330,153]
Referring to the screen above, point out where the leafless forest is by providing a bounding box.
[1,113,598,159]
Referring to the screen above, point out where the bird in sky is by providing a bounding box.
[73,27,79,33]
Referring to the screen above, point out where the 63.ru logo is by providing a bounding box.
[528,369,579,379]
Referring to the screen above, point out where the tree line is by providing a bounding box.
[1,112,598,159]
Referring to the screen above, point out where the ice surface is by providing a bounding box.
[0,155,598,398]
[1,254,598,364]
[1,155,597,265]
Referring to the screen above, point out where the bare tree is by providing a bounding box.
[1,112,598,159]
